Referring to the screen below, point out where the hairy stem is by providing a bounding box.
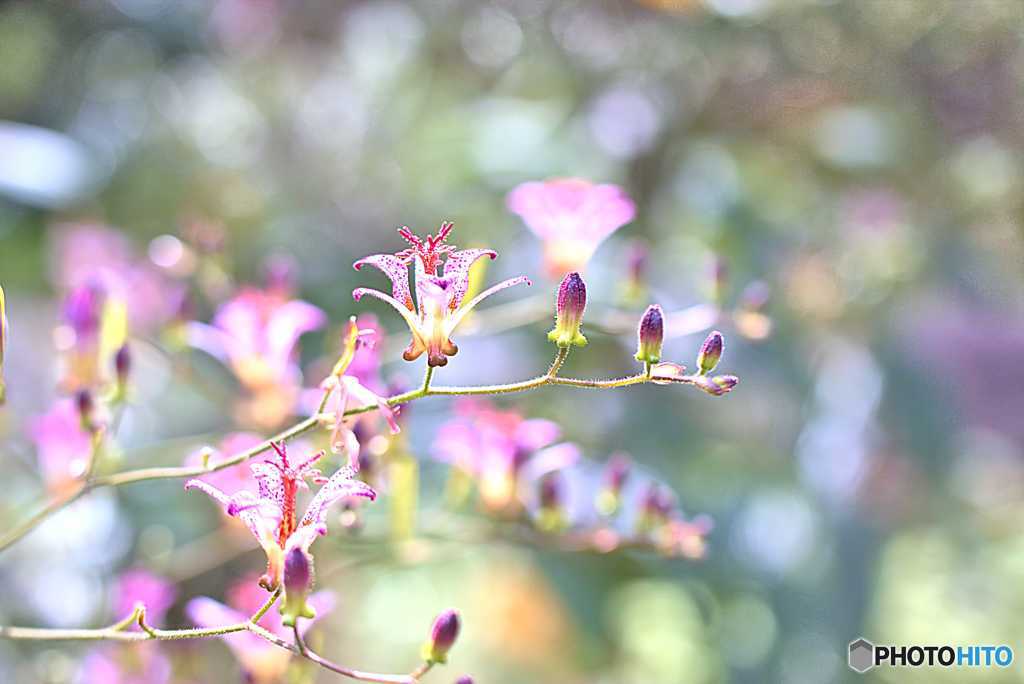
[0,351,681,553]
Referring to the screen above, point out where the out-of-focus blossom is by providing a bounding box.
[184,432,265,494]
[548,272,588,349]
[185,442,376,590]
[112,568,177,626]
[75,643,171,684]
[28,399,93,493]
[619,239,649,304]
[59,280,108,391]
[188,286,326,428]
[535,472,567,533]
[433,399,576,512]
[74,569,178,684]
[506,178,636,277]
[353,222,530,367]
[656,516,712,560]
[187,574,334,683]
[51,224,180,334]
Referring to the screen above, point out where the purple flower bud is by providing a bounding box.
[281,546,316,627]
[634,304,664,364]
[539,472,562,510]
[696,330,724,375]
[547,272,587,348]
[64,282,105,341]
[711,375,738,393]
[114,344,131,386]
[76,389,95,430]
[423,609,461,663]
[455,676,475,684]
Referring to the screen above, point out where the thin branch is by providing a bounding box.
[0,350,714,553]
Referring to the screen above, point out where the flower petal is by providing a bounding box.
[443,248,496,310]
[353,254,414,310]
[446,275,531,333]
[352,287,423,340]
[300,466,376,530]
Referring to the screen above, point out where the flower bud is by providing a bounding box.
[280,546,316,627]
[114,344,131,394]
[455,676,475,684]
[696,330,723,375]
[76,389,96,432]
[422,609,461,664]
[634,304,664,365]
[711,375,738,393]
[547,272,587,348]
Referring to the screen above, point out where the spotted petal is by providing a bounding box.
[300,466,377,530]
[443,248,496,310]
[353,254,414,311]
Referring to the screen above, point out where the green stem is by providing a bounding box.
[0,352,666,553]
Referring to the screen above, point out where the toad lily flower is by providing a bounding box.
[507,178,636,277]
[353,222,530,367]
[185,441,376,591]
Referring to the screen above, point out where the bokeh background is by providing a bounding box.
[2,0,1024,682]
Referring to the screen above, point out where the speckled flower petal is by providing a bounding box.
[353,254,414,310]
[443,248,497,310]
[300,466,376,530]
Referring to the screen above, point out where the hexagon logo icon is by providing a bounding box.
[848,638,875,673]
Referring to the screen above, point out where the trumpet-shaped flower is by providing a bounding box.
[185,441,376,591]
[188,286,326,427]
[507,178,636,277]
[433,399,578,511]
[353,222,530,367]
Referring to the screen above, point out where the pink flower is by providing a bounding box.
[506,178,636,277]
[353,222,530,367]
[76,643,171,684]
[433,399,578,511]
[186,573,334,683]
[185,442,376,590]
[320,373,400,469]
[112,569,177,626]
[28,399,92,493]
[188,287,326,427]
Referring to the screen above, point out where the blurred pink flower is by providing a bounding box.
[184,432,265,493]
[506,178,636,277]
[28,399,91,493]
[433,399,578,511]
[188,287,326,427]
[51,224,180,334]
[186,573,334,683]
[185,442,376,590]
[320,373,400,469]
[112,569,177,626]
[76,643,171,684]
[353,222,530,367]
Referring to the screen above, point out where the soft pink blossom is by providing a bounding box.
[28,399,92,493]
[506,178,635,276]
